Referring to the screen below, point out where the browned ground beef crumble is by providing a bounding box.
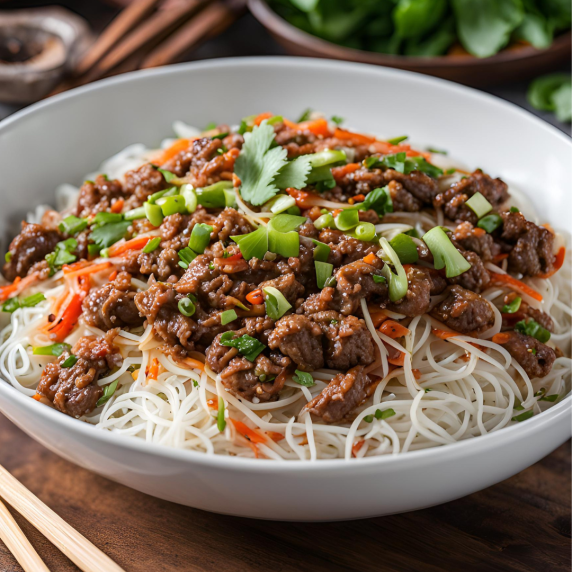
[4,121,560,421]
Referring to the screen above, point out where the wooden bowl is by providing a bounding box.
[249,0,571,87]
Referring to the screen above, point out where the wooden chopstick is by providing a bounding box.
[0,498,50,572]
[0,464,125,572]
[75,0,162,76]
[141,0,246,68]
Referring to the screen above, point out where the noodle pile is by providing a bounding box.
[1,128,570,460]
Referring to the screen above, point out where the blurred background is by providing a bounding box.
[0,0,570,133]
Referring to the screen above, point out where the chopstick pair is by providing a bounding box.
[0,463,124,572]
[49,0,247,97]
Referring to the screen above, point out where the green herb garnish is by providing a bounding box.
[220,332,266,362]
[292,370,315,387]
[61,355,78,368]
[97,379,119,408]
[263,286,292,320]
[501,297,522,314]
[59,215,87,236]
[2,292,45,313]
[33,343,71,357]
[514,319,551,343]
[142,237,161,254]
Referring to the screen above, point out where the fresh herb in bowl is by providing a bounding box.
[528,72,571,122]
[268,0,571,58]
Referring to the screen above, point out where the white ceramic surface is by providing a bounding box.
[0,58,569,521]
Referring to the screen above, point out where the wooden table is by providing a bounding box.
[0,414,569,572]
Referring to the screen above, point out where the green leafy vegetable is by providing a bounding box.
[373,274,387,284]
[366,153,443,179]
[358,186,393,217]
[331,115,344,125]
[90,221,131,250]
[217,396,226,432]
[335,208,359,231]
[386,135,408,145]
[232,226,268,261]
[423,227,471,278]
[59,215,87,235]
[2,292,45,313]
[220,332,266,362]
[528,73,572,122]
[394,0,447,39]
[142,237,161,254]
[33,343,71,357]
[61,355,78,368]
[263,286,292,320]
[390,233,419,264]
[502,296,522,313]
[157,167,177,183]
[273,155,312,189]
[234,121,288,206]
[292,370,315,387]
[477,213,503,233]
[97,379,119,408]
[189,223,213,254]
[514,319,551,343]
[297,108,312,122]
[45,238,78,275]
[221,309,238,325]
[465,192,493,218]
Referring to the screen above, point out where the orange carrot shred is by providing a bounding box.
[492,333,512,344]
[63,261,113,280]
[379,320,410,339]
[246,289,263,305]
[110,199,124,214]
[108,270,118,282]
[352,440,365,457]
[147,358,159,381]
[363,253,377,265]
[388,352,406,366]
[254,112,273,126]
[108,236,153,258]
[538,246,566,279]
[432,328,461,340]
[489,272,543,302]
[231,419,266,444]
[266,431,285,442]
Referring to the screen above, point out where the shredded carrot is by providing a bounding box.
[46,293,83,342]
[492,333,512,344]
[266,431,285,442]
[388,352,406,366]
[538,246,566,279]
[285,188,317,209]
[0,273,38,302]
[351,194,366,203]
[108,236,153,257]
[282,118,298,129]
[368,309,388,328]
[473,227,486,237]
[156,137,197,164]
[432,328,461,340]
[331,163,360,182]
[412,369,421,380]
[246,289,263,305]
[379,320,410,339]
[206,398,217,409]
[32,393,42,401]
[334,128,375,146]
[62,260,90,273]
[297,118,331,137]
[352,440,365,457]
[231,419,267,444]
[64,261,113,280]
[110,199,124,214]
[489,272,543,302]
[246,440,261,458]
[254,112,273,126]
[147,358,160,381]
[363,253,377,265]
[332,209,342,217]
[492,253,509,263]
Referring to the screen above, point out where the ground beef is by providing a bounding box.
[335,258,388,315]
[260,273,305,305]
[211,208,253,242]
[76,174,125,218]
[137,247,182,281]
[383,169,440,205]
[299,219,319,239]
[284,243,316,291]
[319,229,379,267]
[452,222,500,262]
[301,287,338,315]
[434,170,509,224]
[274,124,318,158]
[268,315,323,371]
[301,365,375,423]
[431,285,495,334]
[448,250,490,293]
[501,331,556,378]
[387,267,434,317]
[358,210,380,224]
[160,208,216,251]
[500,294,555,332]
[500,211,554,276]
[310,311,375,370]
[123,163,166,209]
[135,281,196,349]
[82,272,144,331]
[388,180,421,212]
[35,330,122,418]
[3,222,62,281]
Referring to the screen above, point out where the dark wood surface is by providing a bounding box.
[0,414,569,572]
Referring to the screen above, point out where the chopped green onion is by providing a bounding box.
[157,167,176,183]
[297,108,312,122]
[148,188,171,204]
[539,394,559,402]
[267,214,306,233]
[477,213,503,234]
[314,213,334,230]
[292,370,315,387]
[510,206,520,213]
[330,115,344,125]
[307,149,347,168]
[287,206,301,215]
[127,364,141,373]
[178,296,196,317]
[59,215,87,235]
[267,214,305,258]
[142,237,161,254]
[427,147,448,155]
[363,415,374,423]
[267,115,283,125]
[379,237,408,302]
[465,192,493,218]
[334,209,359,231]
[263,286,292,320]
[373,274,387,284]
[512,410,534,422]
[45,238,78,275]
[220,309,238,325]
[61,355,78,368]
[97,379,119,408]
[217,396,226,432]
[422,227,471,278]
[212,131,229,139]
[367,153,443,178]
[189,223,213,254]
[144,202,164,227]
[389,233,419,264]
[124,207,146,221]
[196,181,233,208]
[232,226,268,261]
[358,186,393,217]
[376,408,396,420]
[220,332,266,362]
[501,297,522,314]
[178,247,196,269]
[4,252,11,263]
[347,222,376,242]
[264,194,296,214]
[92,212,123,226]
[514,319,551,343]
[387,135,408,145]
[33,343,71,357]
[1,298,19,313]
[160,195,187,217]
[315,261,334,289]
[403,228,420,239]
[312,239,330,262]
[180,184,197,213]
[87,244,101,258]
[224,188,237,208]
[2,293,45,313]
[445,168,456,175]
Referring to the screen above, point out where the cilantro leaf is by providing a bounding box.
[234,122,288,206]
[89,221,131,250]
[273,155,312,189]
[219,332,266,362]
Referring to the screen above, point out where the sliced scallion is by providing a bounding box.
[389,233,419,264]
[217,396,226,432]
[221,309,238,325]
[61,355,78,368]
[196,181,233,208]
[312,239,330,262]
[379,237,408,302]
[189,223,213,254]
[144,202,164,227]
[465,192,493,218]
[314,212,334,230]
[97,379,119,408]
[264,194,296,214]
[501,297,522,314]
[477,213,503,233]
[178,247,196,269]
[307,149,346,168]
[232,226,268,261]
[160,195,187,217]
[315,261,334,289]
[387,135,408,145]
[422,227,471,278]
[33,343,71,357]
[224,188,237,208]
[263,286,292,320]
[347,222,376,242]
[178,296,196,317]
[335,209,359,231]
[124,206,147,221]
[180,184,198,213]
[59,215,87,236]
[142,237,161,254]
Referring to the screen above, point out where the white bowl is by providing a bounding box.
[0,57,569,521]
